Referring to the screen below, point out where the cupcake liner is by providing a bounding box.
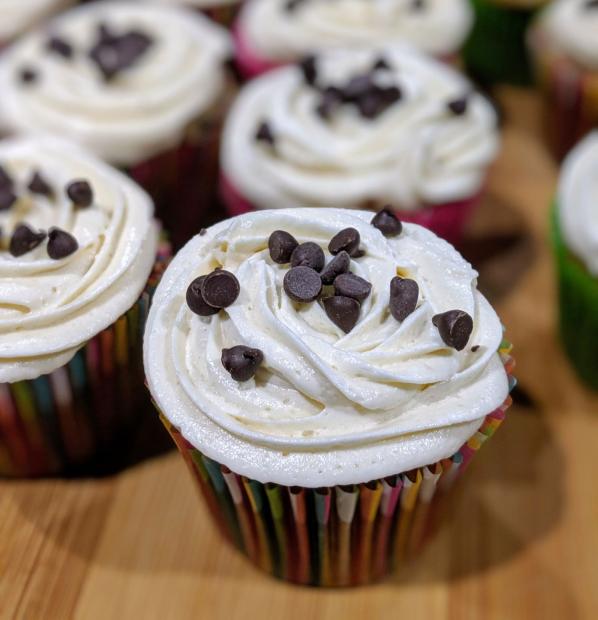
[158,340,514,586]
[0,241,171,478]
[552,205,598,389]
[529,31,598,161]
[219,174,481,245]
[463,0,541,86]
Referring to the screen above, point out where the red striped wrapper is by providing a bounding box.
[529,29,598,160]
[158,341,514,586]
[0,241,171,478]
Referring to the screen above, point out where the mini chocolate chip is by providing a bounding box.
[316,86,343,119]
[19,67,38,84]
[585,0,598,9]
[471,345,480,352]
[299,55,317,86]
[186,276,219,316]
[320,250,350,285]
[285,0,305,11]
[390,277,419,322]
[9,224,46,257]
[269,230,298,264]
[329,228,360,257]
[290,242,325,271]
[372,56,391,71]
[89,27,153,81]
[47,227,78,259]
[28,171,53,197]
[47,36,73,59]
[344,74,374,101]
[221,345,264,381]
[284,266,322,302]
[371,207,402,237]
[411,0,426,9]
[201,270,240,308]
[255,121,275,145]
[334,273,372,302]
[0,187,17,211]
[199,228,207,236]
[432,310,473,351]
[323,296,361,333]
[0,165,14,189]
[66,180,93,207]
[447,97,468,116]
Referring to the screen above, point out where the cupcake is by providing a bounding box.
[552,132,598,389]
[0,1,232,249]
[233,0,473,78]
[0,135,168,477]
[462,0,548,86]
[221,47,499,245]
[529,0,598,160]
[0,0,75,48]
[148,0,242,26]
[144,207,514,585]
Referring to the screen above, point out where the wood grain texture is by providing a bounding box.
[1,89,597,620]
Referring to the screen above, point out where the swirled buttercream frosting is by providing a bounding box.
[237,0,473,62]
[0,2,231,166]
[0,0,75,42]
[0,136,158,383]
[144,208,508,486]
[221,46,499,212]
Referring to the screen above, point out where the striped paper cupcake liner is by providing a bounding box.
[0,241,171,478]
[160,340,514,586]
[529,30,598,160]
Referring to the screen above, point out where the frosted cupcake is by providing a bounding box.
[552,132,598,389]
[0,1,232,249]
[0,0,75,47]
[148,0,241,26]
[529,0,598,159]
[463,0,548,85]
[233,0,473,78]
[0,136,168,477]
[144,207,514,585]
[221,47,499,245]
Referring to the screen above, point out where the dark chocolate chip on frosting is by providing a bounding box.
[389,277,419,322]
[299,55,318,86]
[221,345,264,382]
[316,86,343,120]
[268,230,298,264]
[447,96,469,116]
[411,0,427,10]
[28,171,53,197]
[0,187,17,211]
[320,250,350,285]
[47,36,74,59]
[186,276,219,316]
[372,56,391,71]
[9,224,46,257]
[255,121,275,146]
[0,165,14,189]
[201,270,240,308]
[371,207,402,237]
[47,228,78,259]
[328,227,361,257]
[584,0,598,9]
[19,67,38,84]
[66,180,93,207]
[334,273,371,302]
[323,296,361,333]
[284,266,322,302]
[432,309,473,351]
[290,242,325,271]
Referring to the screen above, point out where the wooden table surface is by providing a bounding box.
[1,90,597,620]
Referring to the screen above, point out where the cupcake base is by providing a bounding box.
[0,241,171,478]
[158,343,514,586]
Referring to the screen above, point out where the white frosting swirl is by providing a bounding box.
[0,0,75,42]
[533,0,598,69]
[144,208,508,486]
[0,136,158,383]
[558,131,598,275]
[0,1,231,167]
[222,47,499,212]
[150,0,238,7]
[238,0,473,61]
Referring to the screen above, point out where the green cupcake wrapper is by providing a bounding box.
[552,204,598,390]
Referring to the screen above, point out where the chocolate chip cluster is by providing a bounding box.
[19,23,154,85]
[185,208,475,384]
[0,165,92,260]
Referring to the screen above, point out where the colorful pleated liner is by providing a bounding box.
[161,339,515,586]
[0,242,171,478]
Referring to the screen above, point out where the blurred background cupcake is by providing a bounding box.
[144,207,513,585]
[0,1,232,249]
[221,47,500,245]
[145,0,242,26]
[528,0,598,160]
[463,0,548,86]
[0,0,75,48]
[0,135,168,477]
[552,131,598,390]
[233,0,473,78]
